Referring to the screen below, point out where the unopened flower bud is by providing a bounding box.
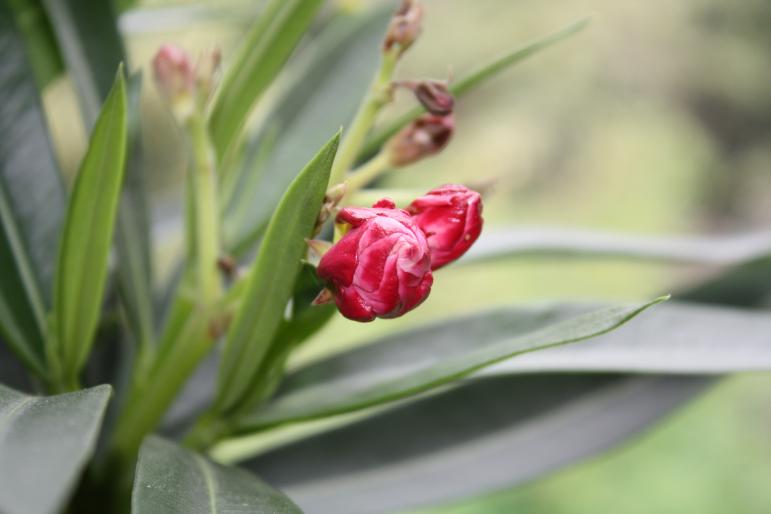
[383,0,423,55]
[317,199,433,322]
[407,184,483,270]
[153,44,195,104]
[398,80,454,115]
[385,113,455,167]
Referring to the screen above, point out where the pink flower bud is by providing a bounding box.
[398,80,454,115]
[152,44,195,102]
[385,113,455,167]
[317,198,433,322]
[383,0,423,55]
[407,184,483,270]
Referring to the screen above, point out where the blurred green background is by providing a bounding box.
[40,0,771,512]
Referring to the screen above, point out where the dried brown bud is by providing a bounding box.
[383,0,423,55]
[385,113,455,167]
[397,80,454,115]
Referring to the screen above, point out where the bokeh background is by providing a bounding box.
[41,0,771,512]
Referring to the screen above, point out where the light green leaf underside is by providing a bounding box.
[462,227,771,265]
[0,384,111,514]
[132,436,302,514]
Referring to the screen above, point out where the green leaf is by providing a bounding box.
[236,298,664,431]
[132,436,302,514]
[208,0,324,163]
[463,227,771,265]
[5,0,63,89]
[40,0,126,127]
[0,3,65,375]
[0,383,111,514]
[52,69,127,379]
[360,17,590,160]
[224,6,392,255]
[215,131,340,414]
[243,375,708,514]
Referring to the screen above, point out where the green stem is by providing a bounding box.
[187,112,223,303]
[328,49,399,186]
[343,151,392,198]
[106,110,225,467]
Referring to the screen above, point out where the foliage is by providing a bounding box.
[0,1,768,513]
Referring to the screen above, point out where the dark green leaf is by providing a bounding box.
[463,227,771,265]
[243,374,708,514]
[52,70,127,378]
[5,0,63,89]
[360,17,590,160]
[237,299,664,431]
[41,0,126,127]
[132,436,302,514]
[215,132,339,414]
[223,7,391,255]
[0,383,111,514]
[208,0,324,163]
[0,3,65,375]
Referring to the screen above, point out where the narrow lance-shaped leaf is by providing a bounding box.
[132,436,302,514]
[236,298,665,431]
[42,0,155,348]
[0,384,111,514]
[359,17,590,160]
[52,69,127,381]
[215,131,340,414]
[208,0,324,163]
[0,2,65,376]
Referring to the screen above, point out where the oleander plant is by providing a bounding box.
[1,0,770,513]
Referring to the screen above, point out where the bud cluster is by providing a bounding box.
[315,185,483,322]
[385,80,456,167]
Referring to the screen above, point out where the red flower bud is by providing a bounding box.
[385,113,455,167]
[407,184,483,270]
[317,199,433,322]
[383,0,423,55]
[153,44,195,102]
